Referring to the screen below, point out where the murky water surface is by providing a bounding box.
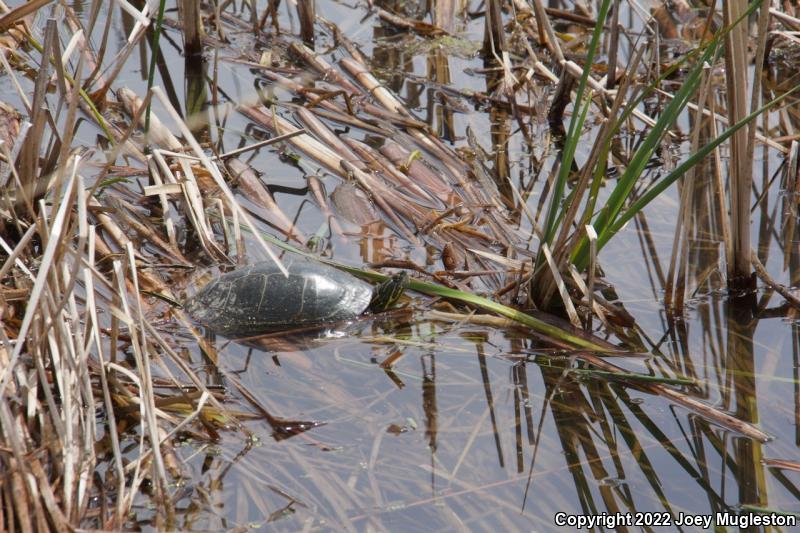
[7,0,800,530]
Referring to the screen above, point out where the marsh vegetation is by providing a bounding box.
[1,0,800,530]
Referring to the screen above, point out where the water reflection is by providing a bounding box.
[184,54,210,141]
[133,297,798,529]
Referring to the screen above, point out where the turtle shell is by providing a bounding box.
[184,256,373,337]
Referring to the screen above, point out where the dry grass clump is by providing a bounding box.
[0,6,232,528]
[0,99,220,529]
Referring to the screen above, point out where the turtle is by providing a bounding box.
[184,256,409,337]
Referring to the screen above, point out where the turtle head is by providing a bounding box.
[369,271,409,312]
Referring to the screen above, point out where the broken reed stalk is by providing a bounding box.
[751,251,800,308]
[483,0,506,59]
[180,0,204,58]
[376,8,449,36]
[296,0,315,46]
[433,0,456,33]
[723,0,754,290]
[526,0,564,62]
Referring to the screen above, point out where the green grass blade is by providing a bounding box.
[582,41,720,245]
[594,83,800,254]
[539,0,613,248]
[566,0,762,270]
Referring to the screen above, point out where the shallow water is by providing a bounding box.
[7,0,800,530]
